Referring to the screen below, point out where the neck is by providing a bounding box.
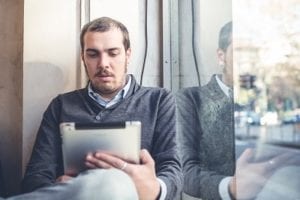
[99,91,120,101]
[93,76,128,101]
[221,75,233,89]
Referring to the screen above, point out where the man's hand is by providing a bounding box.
[229,148,268,199]
[229,148,300,199]
[56,175,73,183]
[85,149,161,200]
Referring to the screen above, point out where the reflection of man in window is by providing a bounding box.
[176,21,234,200]
[177,21,300,200]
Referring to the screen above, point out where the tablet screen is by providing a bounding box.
[60,121,141,175]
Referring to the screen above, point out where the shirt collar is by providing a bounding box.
[215,75,232,98]
[88,75,131,108]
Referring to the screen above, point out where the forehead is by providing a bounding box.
[83,28,124,49]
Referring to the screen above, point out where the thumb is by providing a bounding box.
[237,148,254,165]
[140,149,155,166]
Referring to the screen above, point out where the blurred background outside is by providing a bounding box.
[234,0,300,147]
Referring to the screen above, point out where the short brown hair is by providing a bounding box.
[218,21,232,51]
[80,17,130,52]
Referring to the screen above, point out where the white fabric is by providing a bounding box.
[218,176,232,200]
[157,178,167,200]
[215,75,231,98]
[9,169,138,200]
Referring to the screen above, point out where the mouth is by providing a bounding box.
[95,73,114,81]
[97,74,111,78]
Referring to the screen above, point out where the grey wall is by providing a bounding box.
[178,0,232,88]
[22,0,78,175]
[0,0,23,196]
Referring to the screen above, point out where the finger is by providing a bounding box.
[95,152,129,170]
[92,159,112,169]
[237,148,254,165]
[56,176,63,183]
[270,152,298,168]
[86,154,113,169]
[56,175,73,183]
[85,153,97,163]
[140,149,155,166]
[260,153,294,174]
[85,161,97,169]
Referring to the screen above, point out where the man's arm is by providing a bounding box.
[152,90,183,200]
[22,97,63,193]
[176,89,226,200]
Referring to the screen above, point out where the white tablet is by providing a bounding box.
[60,121,141,175]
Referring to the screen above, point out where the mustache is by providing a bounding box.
[94,69,114,77]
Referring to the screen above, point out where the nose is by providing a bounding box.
[98,54,109,69]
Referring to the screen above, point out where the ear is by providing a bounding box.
[217,48,225,66]
[81,51,88,75]
[81,51,85,62]
[125,48,132,63]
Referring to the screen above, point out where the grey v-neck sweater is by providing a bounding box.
[22,75,182,199]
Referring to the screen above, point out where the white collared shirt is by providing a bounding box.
[215,75,232,98]
[88,75,131,108]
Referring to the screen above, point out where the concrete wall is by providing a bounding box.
[0,0,23,196]
[198,0,232,85]
[22,0,78,175]
[178,0,232,88]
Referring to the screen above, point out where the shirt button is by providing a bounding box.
[95,115,101,120]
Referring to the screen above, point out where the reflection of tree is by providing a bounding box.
[266,31,300,110]
[235,0,300,112]
[267,63,300,110]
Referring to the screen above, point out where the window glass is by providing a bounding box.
[234,0,300,199]
[175,0,300,199]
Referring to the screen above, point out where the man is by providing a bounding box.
[176,21,235,200]
[22,17,182,200]
[176,22,296,200]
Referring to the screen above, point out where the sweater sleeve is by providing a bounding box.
[21,97,63,193]
[151,90,183,200]
[176,89,226,200]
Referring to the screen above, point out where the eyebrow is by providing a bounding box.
[86,49,98,53]
[107,47,121,52]
[85,47,121,53]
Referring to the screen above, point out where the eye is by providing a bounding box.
[86,52,98,58]
[85,49,99,58]
[108,50,120,57]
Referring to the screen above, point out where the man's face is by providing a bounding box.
[82,28,131,98]
[217,39,233,87]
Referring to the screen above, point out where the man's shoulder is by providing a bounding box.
[176,86,201,99]
[177,76,221,96]
[177,86,200,93]
[57,88,86,98]
[130,86,174,106]
[50,88,86,105]
[138,86,172,96]
[176,82,221,107]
